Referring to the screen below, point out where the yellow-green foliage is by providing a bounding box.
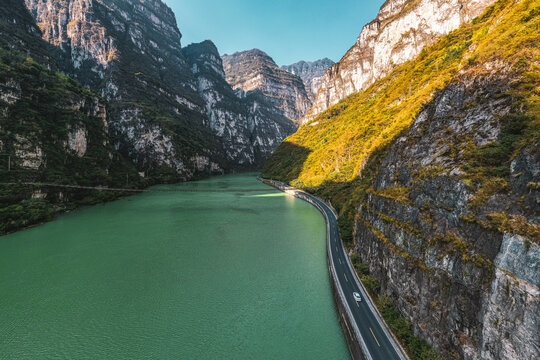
[487,212,540,242]
[369,186,413,205]
[263,0,540,193]
[469,178,510,208]
[429,232,495,270]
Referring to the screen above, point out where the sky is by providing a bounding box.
[165,0,386,66]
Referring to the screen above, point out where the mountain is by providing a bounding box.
[23,0,225,178]
[222,49,312,123]
[1,0,302,233]
[0,0,143,234]
[23,0,297,175]
[304,0,497,122]
[182,41,295,167]
[24,0,228,179]
[263,0,539,359]
[281,58,335,100]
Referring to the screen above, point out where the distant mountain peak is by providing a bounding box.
[222,49,312,122]
[281,58,335,100]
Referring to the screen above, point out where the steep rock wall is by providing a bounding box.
[354,62,539,360]
[222,49,312,123]
[305,0,497,122]
[281,58,335,100]
[183,41,296,168]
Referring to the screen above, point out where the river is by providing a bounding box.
[0,174,350,359]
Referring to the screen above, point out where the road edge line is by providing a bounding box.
[260,178,410,360]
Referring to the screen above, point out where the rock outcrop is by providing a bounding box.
[281,58,334,100]
[305,0,497,122]
[0,0,143,234]
[183,40,295,167]
[183,40,255,167]
[222,49,312,123]
[355,62,539,360]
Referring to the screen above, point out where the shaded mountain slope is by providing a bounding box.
[0,0,143,234]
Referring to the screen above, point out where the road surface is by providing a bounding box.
[263,179,407,360]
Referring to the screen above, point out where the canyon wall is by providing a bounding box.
[281,58,335,100]
[305,0,497,122]
[223,49,312,123]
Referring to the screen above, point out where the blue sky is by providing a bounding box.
[166,0,385,66]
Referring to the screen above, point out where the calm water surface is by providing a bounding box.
[0,174,349,359]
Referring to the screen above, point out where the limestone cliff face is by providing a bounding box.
[183,41,254,167]
[0,0,144,234]
[0,0,54,65]
[305,0,497,122]
[281,58,334,100]
[25,0,225,179]
[24,0,293,174]
[183,41,296,167]
[222,49,312,123]
[354,62,539,360]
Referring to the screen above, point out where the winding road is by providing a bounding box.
[263,179,407,360]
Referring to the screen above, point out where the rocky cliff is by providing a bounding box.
[281,58,334,100]
[222,49,312,123]
[23,0,293,174]
[355,62,539,360]
[24,0,229,179]
[305,0,497,122]
[0,0,143,234]
[182,40,295,167]
[263,0,539,359]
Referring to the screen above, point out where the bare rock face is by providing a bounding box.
[281,58,334,100]
[222,49,312,123]
[305,0,497,122]
[183,40,255,167]
[25,0,225,179]
[183,41,296,167]
[23,0,294,174]
[354,63,539,360]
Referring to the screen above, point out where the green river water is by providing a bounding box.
[0,174,350,359]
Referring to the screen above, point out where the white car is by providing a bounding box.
[353,292,362,302]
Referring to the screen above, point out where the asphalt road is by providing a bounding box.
[302,192,406,360]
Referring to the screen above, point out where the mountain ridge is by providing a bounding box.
[304,0,498,123]
[281,58,335,100]
[263,0,539,358]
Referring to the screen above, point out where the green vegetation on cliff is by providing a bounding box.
[0,49,144,234]
[263,1,539,358]
[263,0,539,230]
